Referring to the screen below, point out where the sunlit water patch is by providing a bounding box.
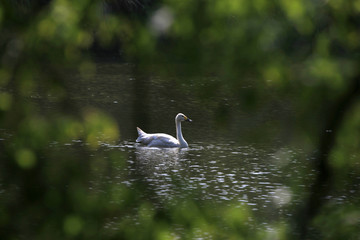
[90,141,315,227]
[40,137,360,234]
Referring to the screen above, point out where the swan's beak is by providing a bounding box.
[183,115,192,122]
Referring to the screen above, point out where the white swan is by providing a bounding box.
[136,113,192,148]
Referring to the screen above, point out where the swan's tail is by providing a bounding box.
[136,127,146,143]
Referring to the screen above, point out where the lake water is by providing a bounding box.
[60,60,360,233]
[4,59,359,237]
[98,141,313,228]
[62,60,315,230]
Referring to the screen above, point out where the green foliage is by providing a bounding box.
[314,203,360,240]
[330,100,360,172]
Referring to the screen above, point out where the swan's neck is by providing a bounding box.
[176,120,188,148]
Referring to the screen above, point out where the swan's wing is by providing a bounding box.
[136,127,148,143]
[136,133,152,144]
[145,134,179,148]
[137,127,146,136]
[136,127,179,147]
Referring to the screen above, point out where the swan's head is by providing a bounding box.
[176,113,192,122]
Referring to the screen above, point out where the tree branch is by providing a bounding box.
[296,75,360,239]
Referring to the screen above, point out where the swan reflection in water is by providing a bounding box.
[134,145,190,201]
[134,145,189,170]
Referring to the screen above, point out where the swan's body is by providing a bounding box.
[136,113,192,148]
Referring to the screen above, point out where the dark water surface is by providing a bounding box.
[101,141,312,225]
[63,61,360,233]
[63,61,315,231]
[4,60,360,237]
